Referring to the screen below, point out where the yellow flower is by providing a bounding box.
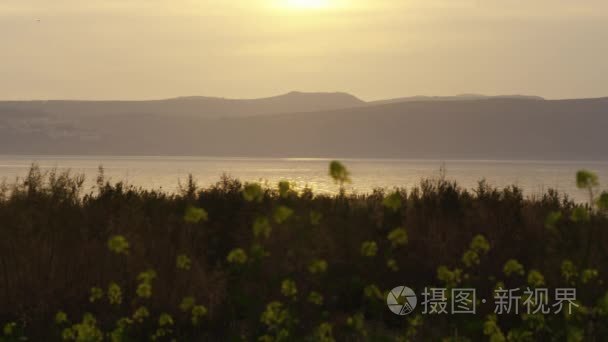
[227,248,248,264]
[107,282,122,305]
[191,305,208,325]
[137,269,157,284]
[3,322,17,336]
[179,297,196,312]
[158,313,173,327]
[383,192,402,211]
[107,235,129,255]
[387,228,408,247]
[132,306,150,323]
[55,311,68,325]
[253,217,272,239]
[386,259,399,272]
[184,206,208,223]
[243,183,264,202]
[307,291,324,305]
[503,259,525,277]
[176,254,192,270]
[360,241,378,257]
[308,259,328,274]
[136,282,152,298]
[89,287,104,303]
[273,206,294,224]
[281,279,298,298]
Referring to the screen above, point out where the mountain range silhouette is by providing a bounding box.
[0,92,606,160]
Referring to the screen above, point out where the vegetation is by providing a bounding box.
[1,163,608,341]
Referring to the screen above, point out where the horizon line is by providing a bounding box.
[3,91,608,103]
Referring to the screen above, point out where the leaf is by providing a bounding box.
[597,192,608,210]
[184,206,208,223]
[107,282,122,305]
[278,181,290,198]
[107,235,129,255]
[273,206,294,224]
[570,207,590,223]
[243,183,264,202]
[527,269,545,287]
[158,313,173,327]
[253,217,272,238]
[176,254,192,270]
[576,170,599,189]
[89,287,104,303]
[137,269,157,283]
[281,279,297,298]
[55,311,68,325]
[386,258,399,272]
[310,211,322,225]
[360,241,378,257]
[503,259,525,277]
[544,211,562,229]
[132,306,150,323]
[382,192,402,211]
[227,248,248,264]
[136,282,152,298]
[470,234,490,254]
[387,227,408,247]
[179,297,196,312]
[462,250,480,268]
[307,291,324,305]
[308,259,328,274]
[329,161,351,185]
[191,305,208,325]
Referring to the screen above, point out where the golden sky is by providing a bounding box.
[1,0,607,100]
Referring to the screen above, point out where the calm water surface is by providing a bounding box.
[1,156,607,202]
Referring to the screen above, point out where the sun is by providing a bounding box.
[284,0,330,9]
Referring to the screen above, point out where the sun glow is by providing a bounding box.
[284,0,331,9]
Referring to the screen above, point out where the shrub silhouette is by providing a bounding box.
[0,165,607,340]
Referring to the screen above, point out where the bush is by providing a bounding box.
[0,165,607,340]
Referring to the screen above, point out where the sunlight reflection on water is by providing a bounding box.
[0,156,607,202]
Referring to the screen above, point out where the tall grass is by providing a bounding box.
[0,164,607,341]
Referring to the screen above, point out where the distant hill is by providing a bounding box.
[368,94,545,105]
[0,93,607,160]
[0,91,365,119]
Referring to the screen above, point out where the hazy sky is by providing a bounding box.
[1,0,607,100]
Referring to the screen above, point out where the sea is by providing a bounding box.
[1,155,607,203]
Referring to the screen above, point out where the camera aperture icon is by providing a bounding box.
[387,286,417,315]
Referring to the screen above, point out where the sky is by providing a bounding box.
[1,0,607,101]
